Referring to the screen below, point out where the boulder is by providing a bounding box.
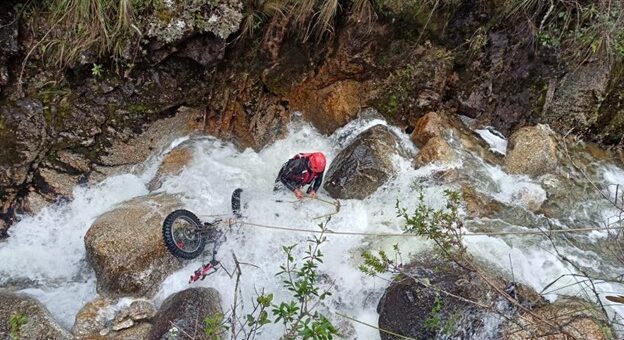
[504,125,558,177]
[84,193,182,297]
[377,257,545,340]
[413,136,456,167]
[324,124,399,199]
[542,60,614,136]
[0,291,72,339]
[150,288,223,340]
[148,143,194,191]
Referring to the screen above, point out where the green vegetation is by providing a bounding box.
[504,0,624,60]
[204,313,228,340]
[91,64,103,78]
[9,312,28,340]
[423,297,444,332]
[210,219,338,339]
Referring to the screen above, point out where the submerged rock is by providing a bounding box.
[504,125,558,177]
[324,124,399,199]
[148,142,195,191]
[0,291,72,339]
[84,193,182,297]
[149,288,223,340]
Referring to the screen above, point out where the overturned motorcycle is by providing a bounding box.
[161,188,339,283]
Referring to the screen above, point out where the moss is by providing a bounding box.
[126,103,152,114]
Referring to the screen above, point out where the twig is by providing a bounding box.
[231,252,243,340]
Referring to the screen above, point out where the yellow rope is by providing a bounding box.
[230,219,624,238]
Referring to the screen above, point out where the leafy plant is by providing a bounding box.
[272,219,338,339]
[423,297,444,331]
[204,312,228,340]
[396,188,465,260]
[9,312,27,340]
[223,218,338,340]
[91,63,103,78]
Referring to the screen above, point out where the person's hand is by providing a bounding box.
[294,189,304,200]
[309,190,317,199]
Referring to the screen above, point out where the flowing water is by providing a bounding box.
[1,113,623,338]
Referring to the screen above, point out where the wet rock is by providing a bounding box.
[512,186,546,212]
[72,296,114,338]
[113,322,152,339]
[0,220,7,238]
[100,106,202,168]
[204,72,290,150]
[84,193,182,297]
[148,143,194,191]
[461,185,503,218]
[72,297,157,339]
[324,125,399,199]
[503,298,609,339]
[411,111,444,148]
[128,300,157,322]
[112,318,134,331]
[0,99,47,228]
[505,125,558,177]
[0,9,19,90]
[57,150,91,173]
[38,167,81,198]
[414,136,456,167]
[150,288,223,340]
[0,291,72,339]
[542,60,614,136]
[303,80,366,134]
[377,257,545,340]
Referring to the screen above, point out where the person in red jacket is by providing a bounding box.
[274,152,327,200]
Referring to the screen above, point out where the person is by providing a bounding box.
[274,152,327,200]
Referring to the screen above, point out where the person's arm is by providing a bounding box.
[307,172,324,194]
[279,159,306,191]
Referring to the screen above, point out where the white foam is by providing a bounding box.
[475,127,507,155]
[1,113,624,338]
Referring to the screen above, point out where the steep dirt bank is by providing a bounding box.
[1,0,622,236]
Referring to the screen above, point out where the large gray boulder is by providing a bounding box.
[541,60,614,136]
[377,257,545,340]
[0,291,72,339]
[324,124,399,199]
[149,288,223,340]
[84,193,182,298]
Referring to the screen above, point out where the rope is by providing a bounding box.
[335,312,416,340]
[230,219,624,238]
